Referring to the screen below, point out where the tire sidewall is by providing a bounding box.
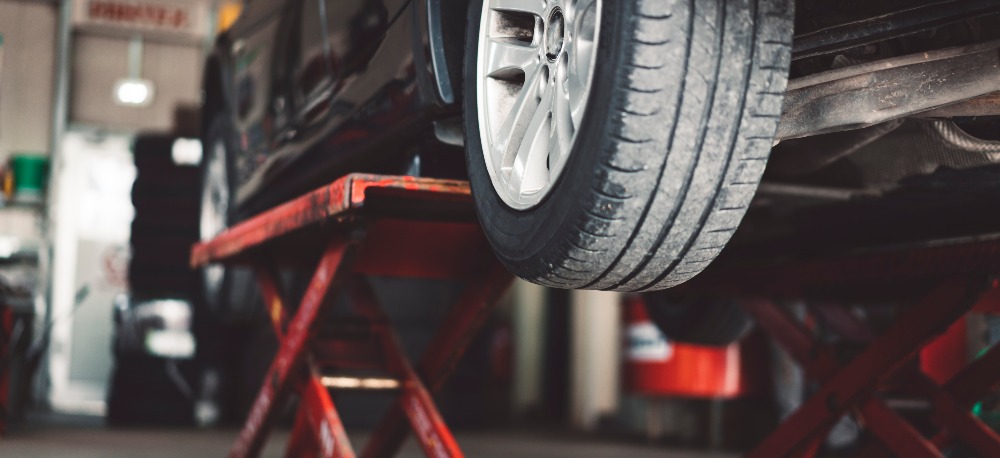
[643,292,753,347]
[463,0,626,276]
[200,113,238,316]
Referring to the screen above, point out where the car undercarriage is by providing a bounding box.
[728,0,1000,258]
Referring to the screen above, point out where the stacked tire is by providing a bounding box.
[107,134,200,425]
[128,134,201,299]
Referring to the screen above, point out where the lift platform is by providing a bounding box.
[190,174,513,458]
[683,234,1000,457]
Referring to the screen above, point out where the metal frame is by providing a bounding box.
[191,174,513,458]
[671,225,1000,455]
[740,279,1000,457]
[778,39,1000,140]
[792,1,1000,60]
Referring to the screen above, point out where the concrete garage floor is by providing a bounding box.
[2,413,738,458]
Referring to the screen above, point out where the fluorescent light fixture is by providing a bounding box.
[113,78,155,107]
[171,138,203,165]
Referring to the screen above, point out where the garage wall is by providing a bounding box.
[70,34,202,131]
[0,0,57,158]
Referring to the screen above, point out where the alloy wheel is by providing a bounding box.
[476,0,602,209]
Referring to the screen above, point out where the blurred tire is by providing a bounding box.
[642,291,753,346]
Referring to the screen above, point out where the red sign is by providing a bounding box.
[73,0,209,41]
[87,0,189,30]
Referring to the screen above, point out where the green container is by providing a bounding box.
[11,153,48,202]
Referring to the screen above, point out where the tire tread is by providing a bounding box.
[542,0,792,291]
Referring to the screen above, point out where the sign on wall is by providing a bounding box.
[72,0,210,43]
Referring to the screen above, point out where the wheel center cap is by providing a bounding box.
[545,9,565,62]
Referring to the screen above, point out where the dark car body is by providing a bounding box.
[202,0,467,217]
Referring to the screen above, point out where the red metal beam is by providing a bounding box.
[361,262,513,458]
[742,298,943,457]
[851,342,1000,456]
[745,279,978,458]
[301,364,356,458]
[852,301,1000,456]
[254,265,288,340]
[228,237,357,458]
[740,298,839,380]
[929,386,1000,456]
[191,175,471,268]
[195,174,512,457]
[416,263,515,391]
[286,394,321,457]
[943,339,1000,407]
[857,398,942,458]
[910,362,1000,456]
[350,279,463,458]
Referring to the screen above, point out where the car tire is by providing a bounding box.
[200,114,259,322]
[642,291,752,346]
[129,133,200,298]
[464,0,793,291]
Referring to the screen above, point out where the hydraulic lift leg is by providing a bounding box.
[740,277,1000,457]
[230,237,356,458]
[361,263,512,458]
[191,175,513,458]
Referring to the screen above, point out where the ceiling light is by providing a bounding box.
[114,78,155,107]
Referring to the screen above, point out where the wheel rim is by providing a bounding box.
[200,140,229,303]
[476,0,601,210]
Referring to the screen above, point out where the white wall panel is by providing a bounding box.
[0,1,57,157]
[71,34,201,131]
[570,289,621,430]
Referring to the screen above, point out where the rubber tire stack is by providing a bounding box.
[107,134,200,425]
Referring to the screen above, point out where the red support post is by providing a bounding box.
[350,278,463,458]
[943,339,1000,407]
[744,279,982,457]
[286,398,322,457]
[361,262,513,458]
[229,237,356,458]
[743,298,944,457]
[191,175,512,458]
[300,364,356,458]
[856,398,943,458]
[255,265,288,340]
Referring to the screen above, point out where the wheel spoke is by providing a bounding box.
[477,0,601,209]
[491,64,545,172]
[508,79,554,197]
[553,70,574,162]
[569,0,598,119]
[546,115,563,175]
[572,0,597,25]
[489,0,546,16]
[486,38,540,78]
[573,37,595,78]
[566,64,588,127]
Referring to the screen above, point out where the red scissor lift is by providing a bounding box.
[191,174,513,458]
[195,171,1000,457]
[684,234,1000,457]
